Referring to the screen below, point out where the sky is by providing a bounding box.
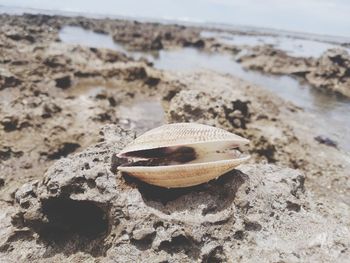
[0,0,349,38]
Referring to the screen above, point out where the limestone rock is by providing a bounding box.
[1,125,347,262]
[306,48,350,97]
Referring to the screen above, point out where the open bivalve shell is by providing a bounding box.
[117,123,250,188]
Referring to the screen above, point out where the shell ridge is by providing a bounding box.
[117,123,250,188]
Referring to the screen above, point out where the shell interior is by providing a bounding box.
[119,140,249,168]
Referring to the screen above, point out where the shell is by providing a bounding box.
[117,123,250,188]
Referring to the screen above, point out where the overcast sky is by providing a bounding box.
[1,0,349,37]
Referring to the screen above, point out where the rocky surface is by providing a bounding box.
[237,46,313,77]
[306,48,350,97]
[0,13,167,202]
[162,71,350,202]
[238,46,350,97]
[1,13,349,97]
[0,125,347,262]
[0,13,350,262]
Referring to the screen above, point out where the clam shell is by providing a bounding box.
[117,123,250,188]
[118,123,249,156]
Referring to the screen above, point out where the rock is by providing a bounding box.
[41,102,62,118]
[54,75,72,89]
[183,39,205,49]
[1,116,19,132]
[93,28,107,34]
[91,48,130,63]
[238,45,312,76]
[45,142,81,160]
[238,46,350,97]
[109,20,202,52]
[0,177,5,189]
[144,77,160,87]
[4,125,349,262]
[150,35,163,50]
[5,32,35,43]
[0,146,23,161]
[43,55,71,68]
[306,48,350,97]
[224,99,251,129]
[314,135,338,148]
[165,89,250,129]
[0,69,21,89]
[124,66,147,81]
[74,70,101,78]
[0,13,349,263]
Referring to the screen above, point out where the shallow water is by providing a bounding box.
[152,48,350,150]
[67,82,165,134]
[201,31,350,58]
[58,26,350,151]
[59,26,126,53]
[59,26,154,61]
[117,99,165,134]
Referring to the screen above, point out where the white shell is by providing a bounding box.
[117,123,250,188]
[119,123,249,155]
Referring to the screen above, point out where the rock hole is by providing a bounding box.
[244,221,262,232]
[60,177,86,195]
[131,232,156,251]
[87,179,97,188]
[201,245,226,263]
[144,76,160,87]
[83,162,90,170]
[47,143,81,160]
[40,198,108,240]
[158,234,200,259]
[233,230,245,240]
[55,75,71,89]
[153,221,164,229]
[254,136,277,163]
[202,204,218,216]
[1,116,19,132]
[286,201,301,212]
[0,178,4,188]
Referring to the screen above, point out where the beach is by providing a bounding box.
[0,12,350,262]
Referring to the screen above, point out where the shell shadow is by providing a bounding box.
[123,169,248,215]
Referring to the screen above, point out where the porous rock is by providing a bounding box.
[3,125,348,262]
[165,89,250,129]
[238,46,350,97]
[306,48,350,97]
[237,45,312,76]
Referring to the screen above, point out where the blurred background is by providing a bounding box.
[1,0,350,38]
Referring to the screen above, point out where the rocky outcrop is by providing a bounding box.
[1,125,348,262]
[237,46,313,76]
[0,13,349,263]
[306,48,350,97]
[238,46,350,97]
[165,89,251,129]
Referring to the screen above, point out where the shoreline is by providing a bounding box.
[0,13,349,262]
[1,5,350,45]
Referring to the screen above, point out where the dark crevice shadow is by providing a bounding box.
[30,198,111,257]
[158,234,201,259]
[47,143,81,160]
[123,169,248,214]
